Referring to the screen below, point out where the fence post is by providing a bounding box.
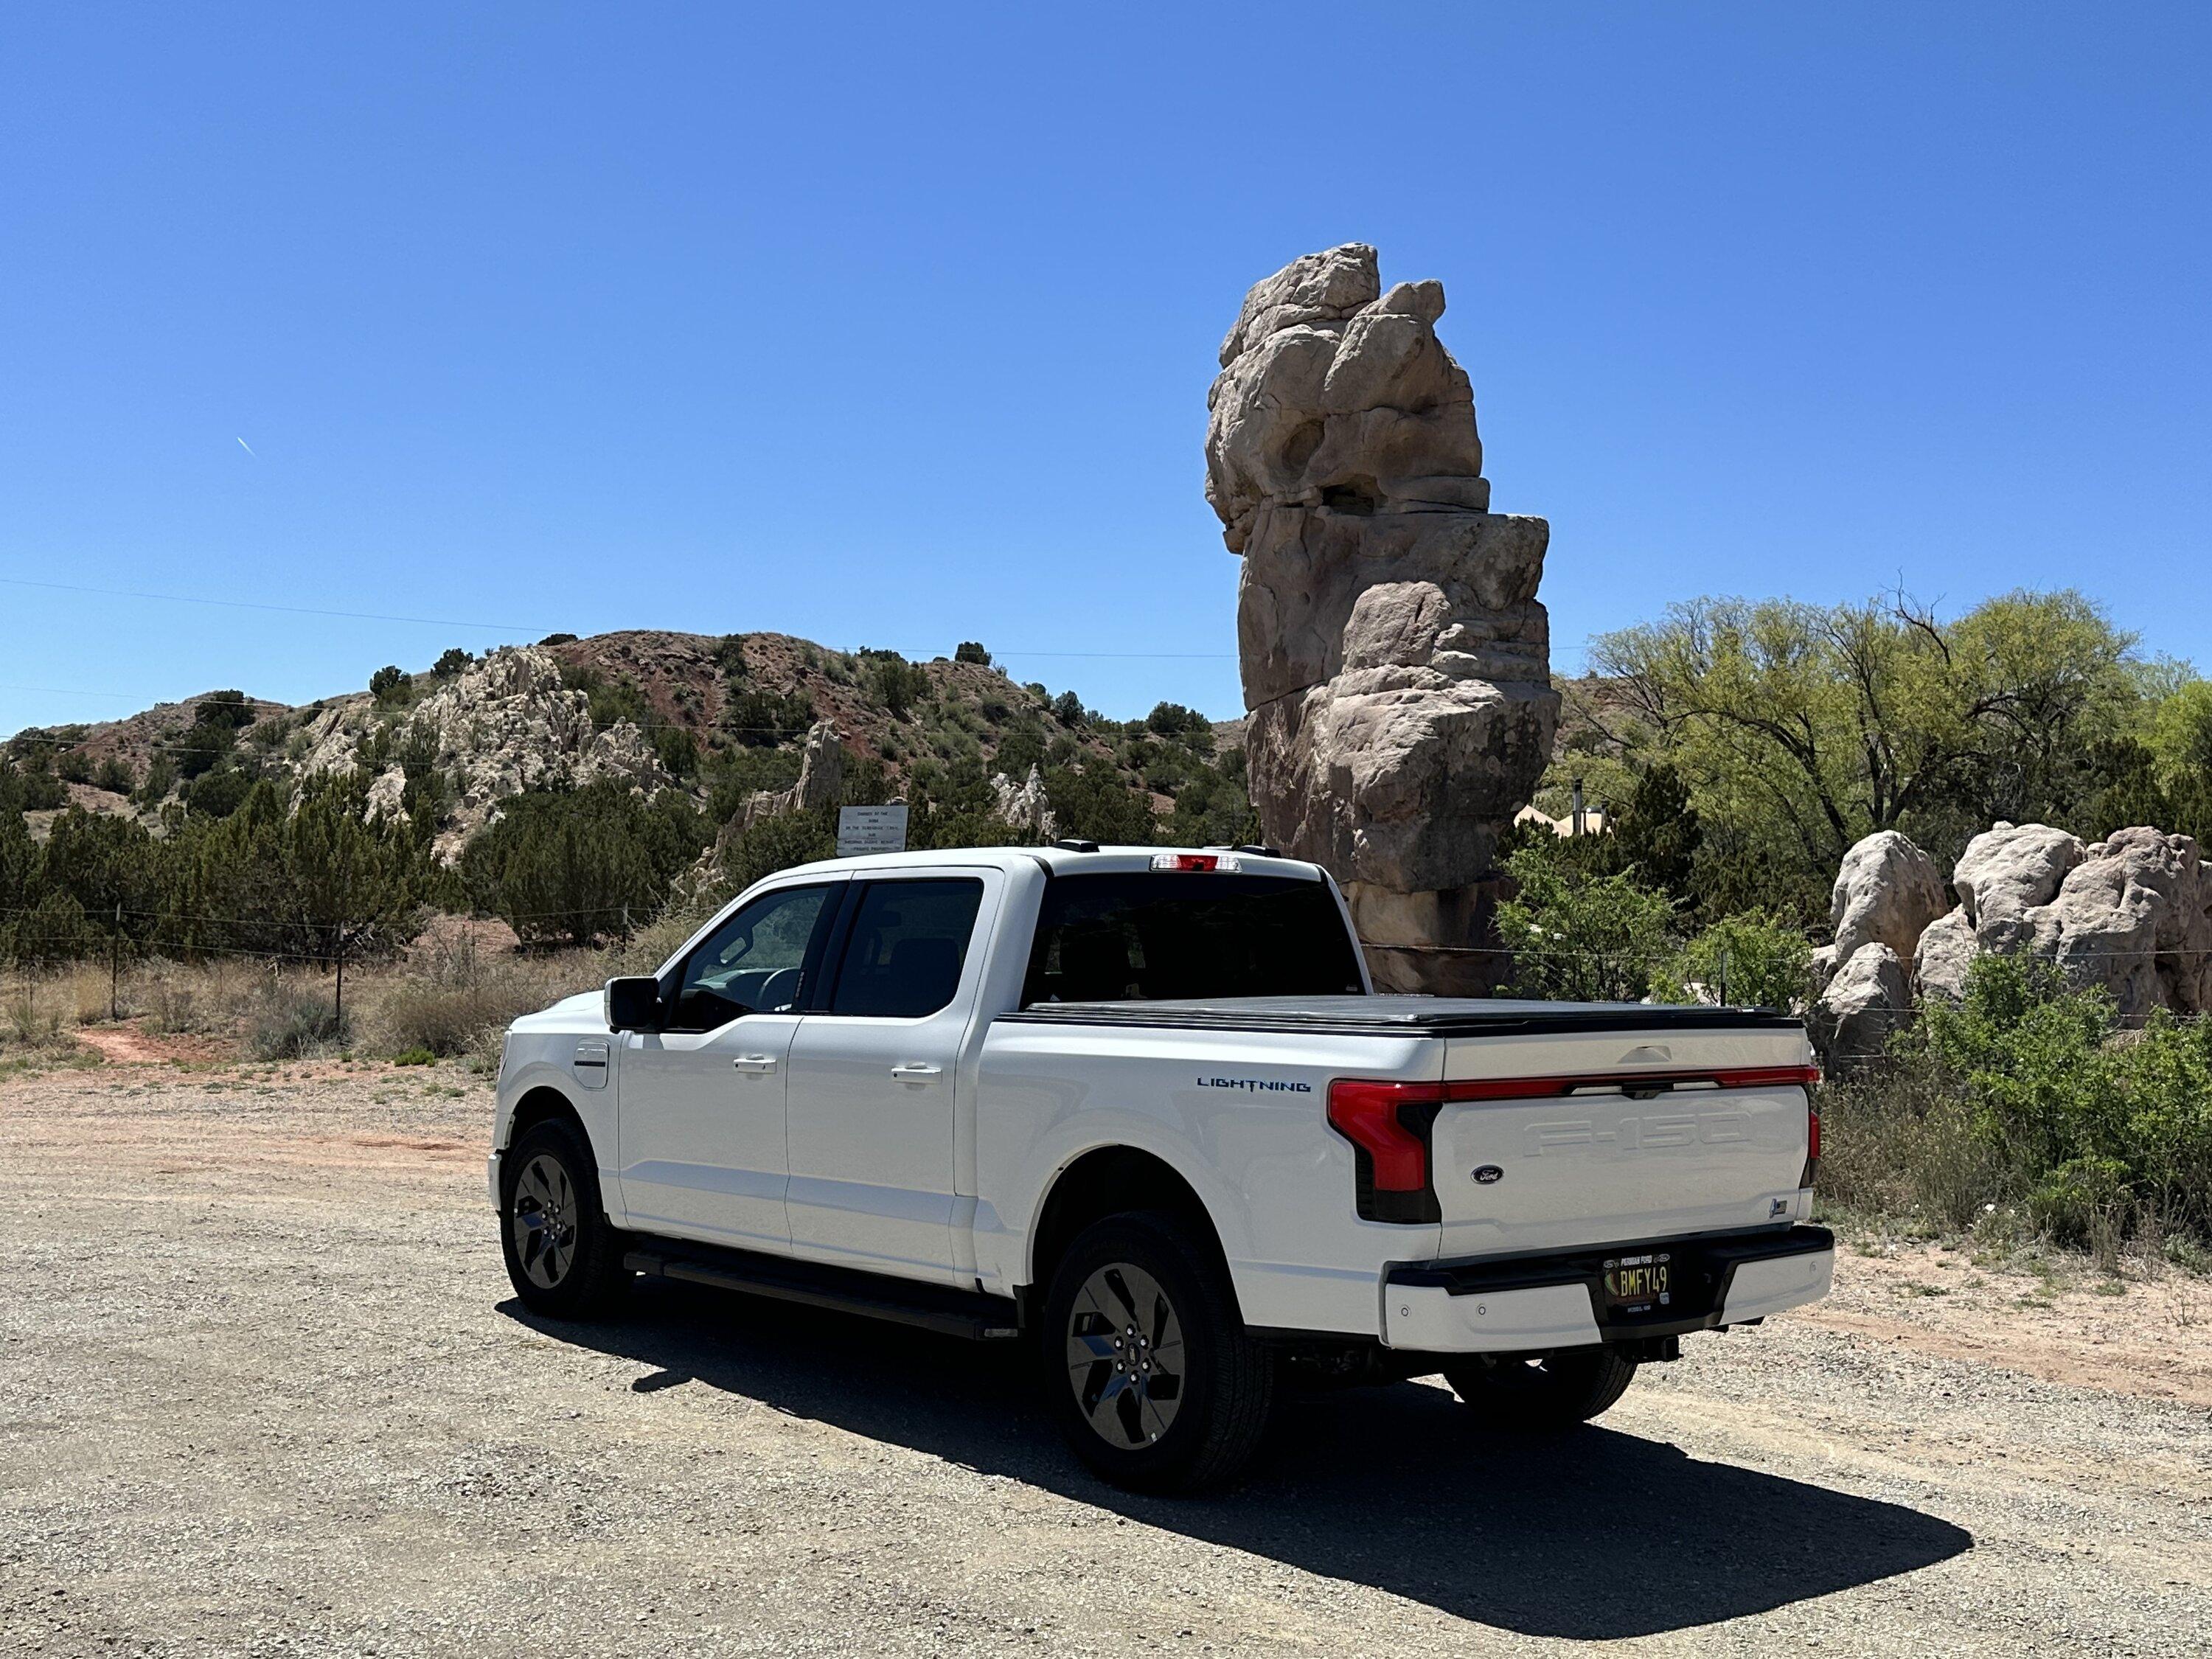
[110,900,122,1022]
[334,925,345,1034]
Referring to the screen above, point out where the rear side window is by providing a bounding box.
[828,879,986,1018]
[1022,872,1364,1005]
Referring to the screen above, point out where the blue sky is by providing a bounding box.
[3,4,2207,734]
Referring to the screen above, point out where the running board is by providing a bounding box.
[623,1242,1022,1342]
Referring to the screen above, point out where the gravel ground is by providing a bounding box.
[3,1054,2208,1657]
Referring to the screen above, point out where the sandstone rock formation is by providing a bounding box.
[736,720,845,832]
[1207,244,1557,993]
[1809,820,2212,1062]
[1912,906,1980,1004]
[1814,830,1949,987]
[1807,944,1910,1072]
[990,764,1056,841]
[303,645,665,862]
[2020,827,2212,1018]
[1809,828,1949,1070]
[1952,821,2086,953]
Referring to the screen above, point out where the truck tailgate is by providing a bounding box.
[1433,1026,1815,1257]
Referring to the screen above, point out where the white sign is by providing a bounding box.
[838,804,910,857]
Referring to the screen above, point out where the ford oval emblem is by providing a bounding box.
[1471,1164,1505,1185]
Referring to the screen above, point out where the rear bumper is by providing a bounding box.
[1381,1225,1834,1354]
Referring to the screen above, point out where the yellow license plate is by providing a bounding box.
[1603,1254,1671,1310]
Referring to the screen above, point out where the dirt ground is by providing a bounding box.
[3,1046,2208,1657]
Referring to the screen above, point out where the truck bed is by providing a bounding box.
[998,994,1803,1037]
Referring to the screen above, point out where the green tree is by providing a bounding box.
[369,665,408,704]
[954,641,991,666]
[1587,588,2140,923]
[461,782,709,947]
[1498,838,1677,1003]
[432,647,473,678]
[1044,757,1157,846]
[1657,912,1812,1010]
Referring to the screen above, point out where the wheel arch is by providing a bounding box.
[503,1084,589,1151]
[1023,1145,1240,1321]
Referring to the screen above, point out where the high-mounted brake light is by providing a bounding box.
[1326,1079,1444,1224]
[1150,852,1239,872]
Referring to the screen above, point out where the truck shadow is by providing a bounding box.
[506,1281,1971,1641]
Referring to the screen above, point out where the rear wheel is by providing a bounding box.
[499,1119,628,1318]
[1040,1212,1275,1492]
[1441,1346,1638,1428]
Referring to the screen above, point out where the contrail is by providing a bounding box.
[236,437,256,457]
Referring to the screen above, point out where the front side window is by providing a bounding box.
[828,879,985,1018]
[665,884,836,1032]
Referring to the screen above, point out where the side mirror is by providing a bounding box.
[605,976,664,1034]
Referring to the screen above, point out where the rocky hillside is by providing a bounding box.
[3,630,1239,859]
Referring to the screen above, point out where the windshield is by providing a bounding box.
[1020,872,1365,1005]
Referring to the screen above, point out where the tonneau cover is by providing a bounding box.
[998,995,1802,1039]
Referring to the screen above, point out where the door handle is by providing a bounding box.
[890,1062,942,1082]
[731,1055,779,1074]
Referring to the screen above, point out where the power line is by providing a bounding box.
[0,577,1236,661]
[0,576,544,636]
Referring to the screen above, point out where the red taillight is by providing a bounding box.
[1326,1079,1444,1224]
[1441,1064,1822,1102]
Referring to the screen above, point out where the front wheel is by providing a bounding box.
[1441,1346,1638,1429]
[498,1119,628,1318]
[1040,1212,1276,1493]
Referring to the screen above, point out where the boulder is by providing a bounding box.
[1827,830,1949,967]
[1808,945,1911,1074]
[1951,821,2084,953]
[2020,827,2212,1018]
[1913,907,1979,1003]
[1208,245,1557,993]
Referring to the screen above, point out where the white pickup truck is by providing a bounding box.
[491,843,1832,1491]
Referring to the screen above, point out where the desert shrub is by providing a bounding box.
[538,631,577,647]
[1832,954,2212,1247]
[604,905,714,978]
[92,756,135,794]
[432,648,473,679]
[720,808,838,894]
[1498,838,1678,1004]
[955,641,991,666]
[391,1046,436,1066]
[3,979,66,1048]
[653,724,699,778]
[249,982,347,1059]
[369,665,408,704]
[144,967,201,1034]
[1814,1066,2003,1232]
[860,650,930,720]
[722,687,815,748]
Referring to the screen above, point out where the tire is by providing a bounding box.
[1039,1211,1276,1493]
[498,1119,629,1319]
[1441,1346,1638,1429]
